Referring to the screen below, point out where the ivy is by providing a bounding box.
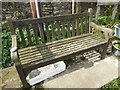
[1,25,13,68]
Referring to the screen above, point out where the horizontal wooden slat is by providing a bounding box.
[18,33,93,52]
[18,34,105,54]
[13,12,89,27]
[18,34,107,68]
[19,35,99,61]
[23,43,106,73]
[18,34,98,56]
[20,38,105,64]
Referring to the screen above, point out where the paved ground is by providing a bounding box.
[0,55,120,89]
[40,56,120,88]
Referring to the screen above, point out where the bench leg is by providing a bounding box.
[101,43,108,59]
[15,65,31,88]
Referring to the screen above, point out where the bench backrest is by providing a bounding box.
[8,11,92,49]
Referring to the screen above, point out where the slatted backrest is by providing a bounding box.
[10,12,90,48]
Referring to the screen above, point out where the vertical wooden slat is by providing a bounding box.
[45,22,50,41]
[30,0,37,18]
[7,17,16,35]
[61,20,66,38]
[80,18,83,34]
[88,8,93,33]
[86,16,89,33]
[85,17,88,33]
[32,24,39,44]
[67,21,71,37]
[51,21,56,41]
[18,27,26,47]
[82,17,85,33]
[95,6,100,22]
[76,18,80,35]
[39,23,45,43]
[71,19,75,36]
[72,0,75,14]
[56,21,61,40]
[26,26,32,45]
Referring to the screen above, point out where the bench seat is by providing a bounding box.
[18,33,107,73]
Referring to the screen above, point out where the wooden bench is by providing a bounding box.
[7,8,113,88]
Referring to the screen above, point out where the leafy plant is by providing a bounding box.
[1,24,13,69]
[114,43,120,49]
[101,77,120,89]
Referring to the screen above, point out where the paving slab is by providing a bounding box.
[0,66,22,88]
[41,56,120,88]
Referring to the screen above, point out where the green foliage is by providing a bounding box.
[92,28,105,39]
[112,36,120,41]
[98,16,114,25]
[114,43,120,49]
[101,77,120,89]
[1,25,13,69]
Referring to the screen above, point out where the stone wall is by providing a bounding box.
[2,2,120,21]
[2,2,98,20]
[2,2,32,20]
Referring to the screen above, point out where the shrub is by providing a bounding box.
[1,24,13,69]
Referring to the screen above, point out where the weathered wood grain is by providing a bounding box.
[67,21,71,37]
[45,22,50,41]
[19,34,107,66]
[39,23,45,43]
[56,21,61,39]
[61,20,66,38]
[51,21,56,41]
[26,26,32,45]
[32,24,39,44]
[88,8,93,33]
[13,12,89,27]
[18,27,26,47]
[71,19,75,36]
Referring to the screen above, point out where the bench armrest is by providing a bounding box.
[10,35,19,63]
[90,22,114,40]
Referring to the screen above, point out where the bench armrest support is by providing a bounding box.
[90,22,114,41]
[10,35,19,64]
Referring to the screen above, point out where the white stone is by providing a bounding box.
[26,61,66,86]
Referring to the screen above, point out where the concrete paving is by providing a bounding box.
[0,55,120,88]
[0,66,22,88]
[42,56,120,88]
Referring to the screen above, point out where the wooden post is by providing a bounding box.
[112,5,118,20]
[72,0,75,14]
[76,0,79,14]
[38,2,43,17]
[75,1,78,30]
[30,0,37,18]
[35,0,42,18]
[118,5,120,20]
[95,5,100,22]
[6,16,15,35]
[88,8,93,33]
